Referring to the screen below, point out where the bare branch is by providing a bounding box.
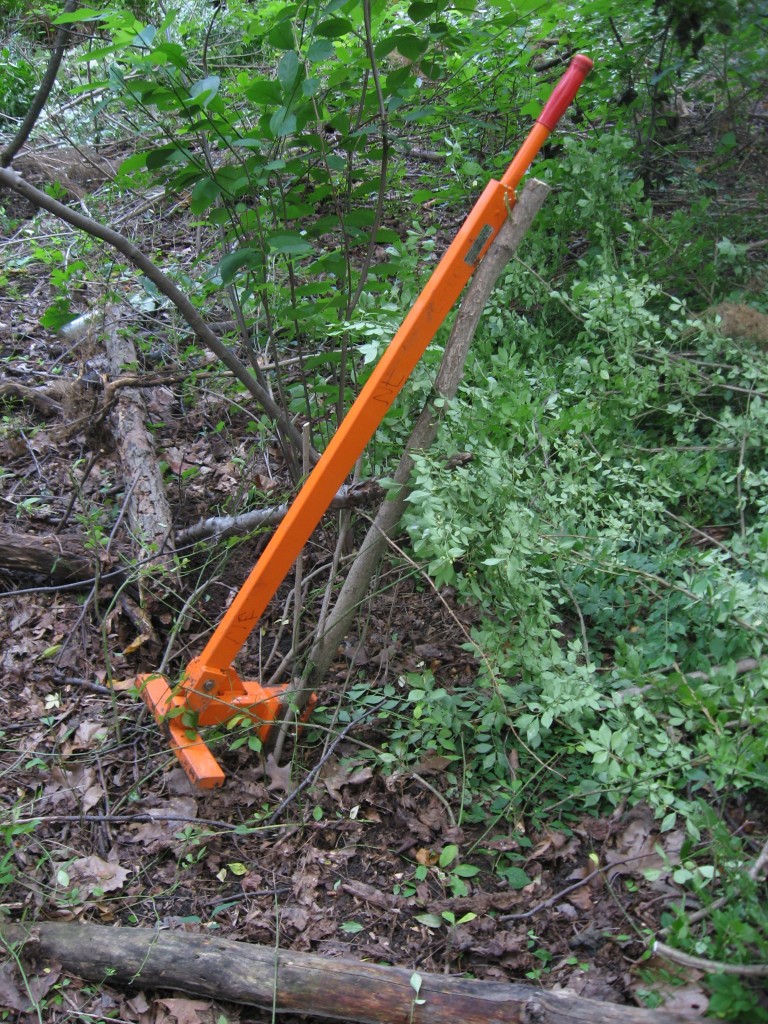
[0,165,305,459]
[1,0,79,167]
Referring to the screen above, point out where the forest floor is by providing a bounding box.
[1,117,766,1024]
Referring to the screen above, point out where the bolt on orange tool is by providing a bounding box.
[138,54,593,789]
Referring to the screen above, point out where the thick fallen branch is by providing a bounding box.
[0,531,92,583]
[0,380,63,417]
[2,922,702,1024]
[102,307,177,585]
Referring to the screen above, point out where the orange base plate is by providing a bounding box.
[137,674,316,789]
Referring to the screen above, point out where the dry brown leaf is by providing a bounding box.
[566,885,593,911]
[280,906,310,932]
[413,753,451,774]
[0,961,60,1013]
[40,765,102,812]
[604,816,677,878]
[527,830,577,862]
[156,997,216,1024]
[321,757,373,802]
[123,797,198,853]
[122,633,151,655]
[0,958,35,1015]
[265,753,294,794]
[630,975,709,1019]
[69,720,108,751]
[67,854,130,894]
[108,677,138,691]
[81,783,105,812]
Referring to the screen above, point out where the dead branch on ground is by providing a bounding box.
[2,922,705,1024]
[0,532,93,583]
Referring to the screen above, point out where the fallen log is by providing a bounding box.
[2,922,705,1024]
[101,306,178,591]
[0,380,63,417]
[0,531,92,582]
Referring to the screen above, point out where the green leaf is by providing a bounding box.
[402,106,437,122]
[190,177,221,214]
[341,920,364,933]
[452,864,480,877]
[269,19,295,49]
[408,2,437,21]
[146,145,182,170]
[40,303,76,330]
[189,75,220,106]
[53,8,105,23]
[414,913,443,929]
[150,41,186,68]
[501,866,531,890]
[218,248,263,284]
[246,78,283,105]
[268,232,313,257]
[316,18,354,38]
[278,50,300,94]
[376,31,426,61]
[307,39,335,62]
[227,862,247,876]
[438,844,458,868]
[269,107,297,137]
[133,25,157,49]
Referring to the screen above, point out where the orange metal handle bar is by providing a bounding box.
[185,55,593,694]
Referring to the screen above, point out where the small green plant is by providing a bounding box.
[525,930,554,981]
[409,972,425,1024]
[0,819,38,890]
[433,844,480,898]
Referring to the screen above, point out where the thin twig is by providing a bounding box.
[653,940,768,978]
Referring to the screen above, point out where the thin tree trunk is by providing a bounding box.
[2,922,703,1024]
[301,179,551,704]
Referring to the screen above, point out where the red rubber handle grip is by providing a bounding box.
[537,54,593,130]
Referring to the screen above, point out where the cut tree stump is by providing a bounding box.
[1,922,710,1024]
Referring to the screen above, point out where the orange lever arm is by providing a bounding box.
[186,55,593,690]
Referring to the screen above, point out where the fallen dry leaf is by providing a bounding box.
[156,997,216,1024]
[606,821,653,877]
[40,765,104,813]
[0,961,61,1012]
[122,633,151,655]
[67,854,130,894]
[108,677,138,691]
[321,757,374,802]
[126,992,151,1015]
[566,885,593,911]
[527,830,578,862]
[65,720,108,753]
[265,753,294,794]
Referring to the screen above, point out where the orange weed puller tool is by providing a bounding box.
[138,55,594,789]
